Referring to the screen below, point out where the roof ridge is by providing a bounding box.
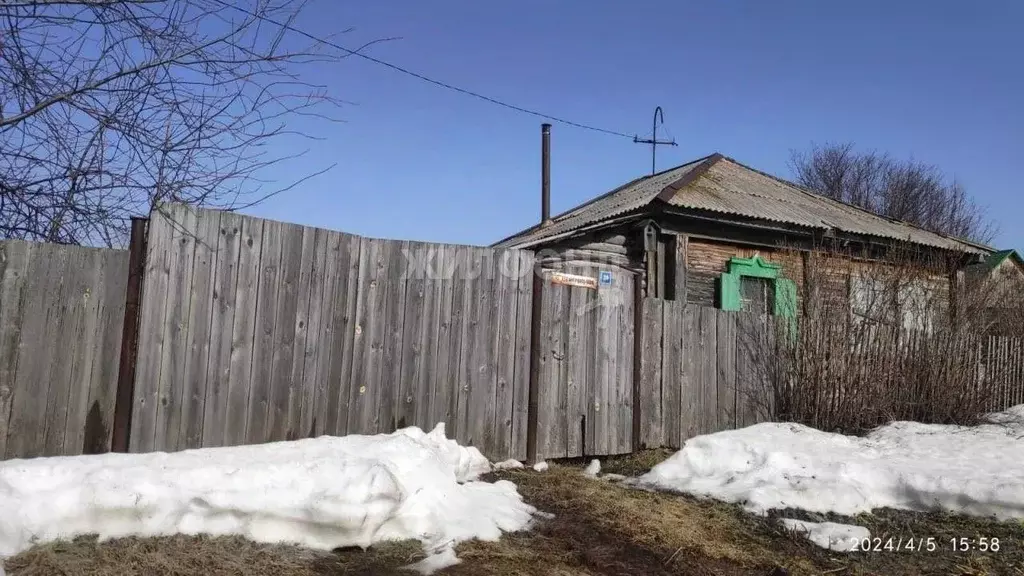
[716,155,995,253]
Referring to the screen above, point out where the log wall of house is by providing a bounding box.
[535,227,644,275]
[680,236,953,318]
[683,238,806,308]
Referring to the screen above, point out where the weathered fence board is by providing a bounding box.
[638,298,663,449]
[0,240,127,459]
[201,211,242,448]
[0,241,34,458]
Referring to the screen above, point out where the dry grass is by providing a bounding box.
[6,450,1024,576]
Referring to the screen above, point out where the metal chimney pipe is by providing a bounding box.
[541,123,552,227]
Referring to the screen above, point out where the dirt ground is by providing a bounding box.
[6,450,1023,576]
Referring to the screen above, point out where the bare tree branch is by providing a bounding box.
[0,0,379,246]
[789,142,997,244]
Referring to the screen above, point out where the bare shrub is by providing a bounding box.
[789,142,996,244]
[745,244,1024,434]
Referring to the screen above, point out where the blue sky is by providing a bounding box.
[245,0,1023,251]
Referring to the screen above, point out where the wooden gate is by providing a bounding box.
[533,266,635,460]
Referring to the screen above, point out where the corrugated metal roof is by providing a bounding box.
[493,153,988,254]
[668,158,986,253]
[491,155,715,248]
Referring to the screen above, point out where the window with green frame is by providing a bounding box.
[718,256,797,318]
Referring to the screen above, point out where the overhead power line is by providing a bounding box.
[212,0,635,139]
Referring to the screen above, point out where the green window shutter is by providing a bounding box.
[775,278,797,318]
[720,272,742,311]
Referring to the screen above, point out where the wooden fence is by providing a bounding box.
[638,298,1024,448]
[129,205,535,460]
[638,299,771,450]
[0,240,129,459]
[4,207,1024,463]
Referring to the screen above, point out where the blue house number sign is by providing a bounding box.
[599,271,613,287]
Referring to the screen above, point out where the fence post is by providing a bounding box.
[631,273,643,452]
[525,263,543,464]
[111,217,149,453]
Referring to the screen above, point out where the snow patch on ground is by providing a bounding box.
[532,461,549,472]
[404,545,461,575]
[582,459,601,478]
[492,459,524,471]
[635,405,1024,520]
[0,424,535,574]
[779,519,869,552]
[601,473,627,482]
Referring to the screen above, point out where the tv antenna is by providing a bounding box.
[633,106,678,175]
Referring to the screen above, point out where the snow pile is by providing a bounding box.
[0,424,536,573]
[582,459,601,478]
[636,405,1024,520]
[779,519,869,552]
[532,461,549,472]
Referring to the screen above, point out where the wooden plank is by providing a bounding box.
[591,279,617,456]
[83,249,129,455]
[581,278,599,456]
[566,276,591,458]
[734,313,760,427]
[59,247,105,456]
[660,301,682,447]
[7,244,66,458]
[41,246,93,456]
[397,242,428,432]
[478,250,505,456]
[224,216,265,447]
[379,240,411,434]
[430,246,460,434]
[450,247,477,445]
[455,248,483,445]
[298,228,329,439]
[44,245,84,456]
[130,208,174,453]
[716,312,738,431]
[698,307,719,435]
[510,251,534,460]
[265,222,305,442]
[462,248,498,452]
[201,212,243,448]
[491,250,521,460]
[244,218,283,445]
[348,238,386,435]
[154,204,199,452]
[0,241,34,457]
[415,247,446,433]
[536,275,567,459]
[320,231,359,437]
[676,235,688,304]
[179,209,220,449]
[638,298,664,449]
[287,227,317,440]
[618,273,636,454]
[679,305,701,441]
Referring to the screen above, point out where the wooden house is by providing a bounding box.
[493,151,1006,328]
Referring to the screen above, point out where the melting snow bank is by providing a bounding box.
[0,424,536,574]
[779,519,869,552]
[635,405,1024,521]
